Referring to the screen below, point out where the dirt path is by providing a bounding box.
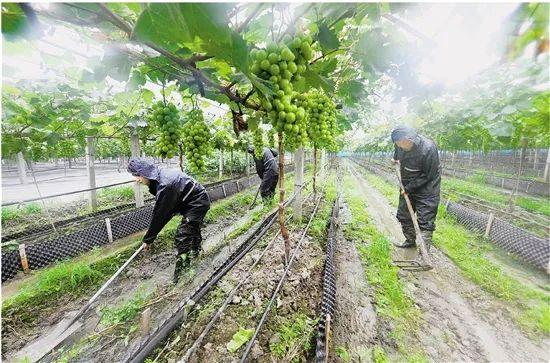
[346,161,548,362]
[330,201,378,362]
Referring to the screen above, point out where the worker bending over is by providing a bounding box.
[127,158,211,283]
[247,146,279,203]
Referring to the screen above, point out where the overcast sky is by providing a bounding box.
[404,3,517,86]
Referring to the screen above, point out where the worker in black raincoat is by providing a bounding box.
[391,126,441,255]
[127,158,211,283]
[247,146,279,202]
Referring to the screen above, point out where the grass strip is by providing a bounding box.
[342,173,425,362]
[2,184,259,330]
[443,176,550,217]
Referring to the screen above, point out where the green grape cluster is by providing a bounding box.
[285,95,310,150]
[267,128,276,148]
[181,109,211,173]
[252,127,264,158]
[250,34,315,150]
[304,91,337,149]
[149,101,182,159]
[57,139,77,158]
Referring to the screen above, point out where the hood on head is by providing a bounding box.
[391,126,418,143]
[127,157,160,181]
[247,145,254,154]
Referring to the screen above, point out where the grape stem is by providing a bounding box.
[277,132,290,265]
[178,144,184,172]
[161,74,167,106]
[313,146,318,194]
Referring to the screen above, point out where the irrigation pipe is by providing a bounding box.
[2,180,136,206]
[239,194,323,362]
[178,191,315,362]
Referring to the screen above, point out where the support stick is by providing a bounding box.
[59,244,145,335]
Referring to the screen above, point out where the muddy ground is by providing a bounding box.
[329,201,379,362]
[346,160,549,362]
[4,200,262,362]
[153,194,327,363]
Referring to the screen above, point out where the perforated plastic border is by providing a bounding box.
[315,195,340,362]
[447,201,549,271]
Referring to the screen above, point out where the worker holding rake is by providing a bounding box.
[247,145,279,204]
[391,126,441,264]
[128,157,211,283]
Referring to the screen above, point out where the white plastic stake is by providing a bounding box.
[19,244,29,273]
[105,218,113,243]
[130,131,144,208]
[484,213,495,238]
[17,152,27,185]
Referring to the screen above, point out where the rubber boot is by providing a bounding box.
[173,253,190,284]
[189,238,202,259]
[420,230,433,253]
[396,224,416,248]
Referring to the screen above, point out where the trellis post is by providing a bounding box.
[484,213,495,238]
[293,147,304,221]
[17,152,27,185]
[85,137,97,210]
[130,131,144,208]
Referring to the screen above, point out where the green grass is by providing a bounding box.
[343,174,425,361]
[1,203,42,222]
[100,288,148,325]
[97,185,135,202]
[2,244,140,327]
[308,174,337,241]
[363,170,550,337]
[269,313,318,362]
[443,177,550,217]
[225,207,266,241]
[516,196,550,217]
[204,192,254,224]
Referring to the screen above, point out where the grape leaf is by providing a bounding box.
[317,23,340,52]
[133,4,249,74]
